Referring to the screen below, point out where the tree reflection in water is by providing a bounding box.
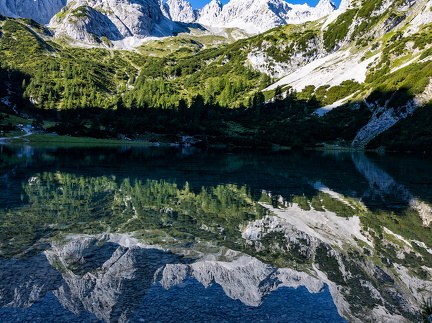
[0,145,431,322]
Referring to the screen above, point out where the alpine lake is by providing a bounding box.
[0,143,431,323]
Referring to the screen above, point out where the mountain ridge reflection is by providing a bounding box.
[0,145,431,322]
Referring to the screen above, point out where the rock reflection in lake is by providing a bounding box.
[0,235,345,323]
[0,145,431,322]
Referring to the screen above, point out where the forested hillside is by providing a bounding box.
[0,0,431,150]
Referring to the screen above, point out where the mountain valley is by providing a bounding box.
[0,0,431,151]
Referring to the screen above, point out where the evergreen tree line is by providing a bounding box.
[42,90,372,148]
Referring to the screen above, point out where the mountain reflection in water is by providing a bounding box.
[0,145,431,323]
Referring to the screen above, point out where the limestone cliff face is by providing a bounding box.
[338,0,355,11]
[162,0,197,23]
[49,0,175,44]
[49,5,124,43]
[194,0,336,34]
[247,33,326,78]
[0,0,67,24]
[0,0,337,43]
[351,104,417,148]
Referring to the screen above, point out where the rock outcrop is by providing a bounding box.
[0,0,337,43]
[194,0,337,34]
[0,0,67,24]
[351,103,417,148]
[49,0,178,44]
[162,0,198,23]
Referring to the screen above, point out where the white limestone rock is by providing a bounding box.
[0,0,337,42]
[199,0,223,21]
[0,0,67,24]
[49,0,177,43]
[162,0,197,23]
[194,0,337,34]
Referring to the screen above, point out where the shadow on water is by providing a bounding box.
[0,145,431,322]
[2,144,432,212]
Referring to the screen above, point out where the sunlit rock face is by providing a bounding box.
[0,0,336,43]
[177,0,337,34]
[49,0,177,44]
[162,0,197,23]
[338,0,353,11]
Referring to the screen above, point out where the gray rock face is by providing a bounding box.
[338,0,354,11]
[162,0,197,23]
[49,6,123,43]
[199,0,223,21]
[351,102,417,148]
[0,0,67,24]
[247,34,325,78]
[175,0,337,34]
[49,0,171,43]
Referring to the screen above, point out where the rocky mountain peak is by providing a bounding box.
[48,0,183,45]
[200,0,223,18]
[316,0,337,11]
[192,0,337,33]
[0,0,338,43]
[163,0,197,23]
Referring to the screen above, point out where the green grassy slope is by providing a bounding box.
[0,0,431,150]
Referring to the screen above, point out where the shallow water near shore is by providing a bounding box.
[0,144,431,322]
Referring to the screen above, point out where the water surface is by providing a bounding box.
[0,144,431,322]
